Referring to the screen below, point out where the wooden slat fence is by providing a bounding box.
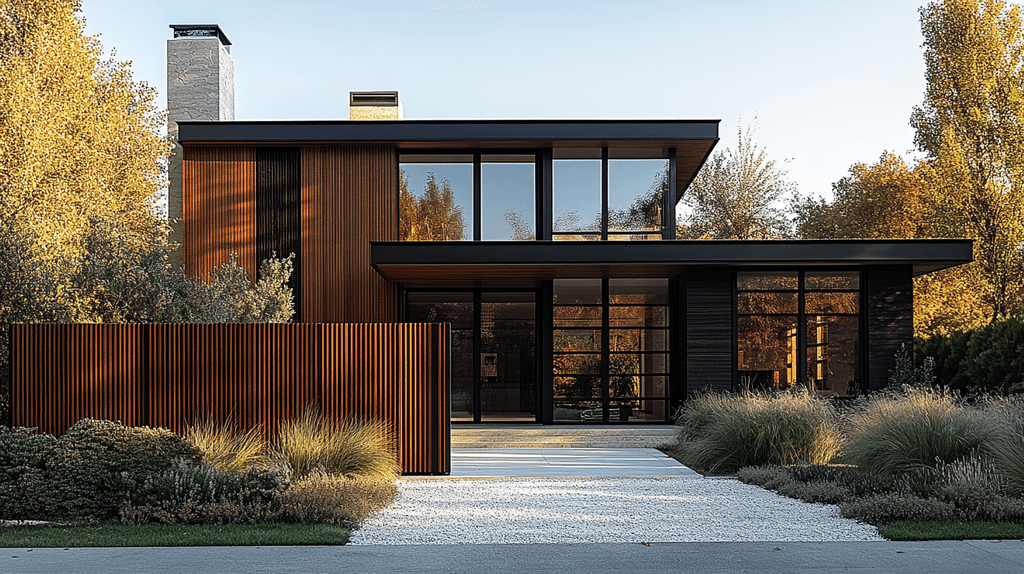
[11,323,450,475]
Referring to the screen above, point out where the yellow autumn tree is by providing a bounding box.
[911,0,1024,330]
[0,0,169,257]
[795,152,929,240]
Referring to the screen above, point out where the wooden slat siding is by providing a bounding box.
[685,269,734,394]
[12,323,450,475]
[11,324,143,435]
[183,146,257,281]
[256,148,303,321]
[146,324,321,436]
[867,266,914,390]
[301,146,398,323]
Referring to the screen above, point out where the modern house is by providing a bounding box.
[168,25,973,426]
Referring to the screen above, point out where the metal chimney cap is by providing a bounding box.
[169,24,232,47]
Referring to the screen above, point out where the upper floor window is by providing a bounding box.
[399,148,672,241]
[553,148,669,241]
[399,155,472,241]
[400,153,537,241]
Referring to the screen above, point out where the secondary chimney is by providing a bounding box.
[166,24,234,269]
[349,91,403,120]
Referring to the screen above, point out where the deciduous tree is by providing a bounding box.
[911,0,1024,324]
[795,152,928,240]
[680,120,795,239]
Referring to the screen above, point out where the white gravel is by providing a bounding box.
[349,477,883,545]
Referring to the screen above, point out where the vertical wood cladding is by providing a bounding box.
[183,146,257,280]
[256,148,303,321]
[11,324,144,435]
[867,266,914,390]
[685,269,734,393]
[301,146,398,323]
[11,323,451,475]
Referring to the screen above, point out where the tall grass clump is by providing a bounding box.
[843,388,997,476]
[277,406,400,480]
[674,388,843,473]
[185,417,268,473]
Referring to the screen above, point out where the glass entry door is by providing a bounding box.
[406,291,537,422]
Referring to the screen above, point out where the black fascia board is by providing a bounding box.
[176,119,720,144]
[370,239,974,275]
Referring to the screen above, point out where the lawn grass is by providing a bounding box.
[880,521,1024,541]
[0,523,349,547]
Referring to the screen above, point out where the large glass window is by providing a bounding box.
[608,149,668,240]
[407,291,536,422]
[553,149,602,240]
[737,271,860,397]
[482,155,536,240]
[553,148,669,241]
[553,278,670,422]
[399,155,473,241]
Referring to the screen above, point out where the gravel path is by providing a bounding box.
[349,477,883,545]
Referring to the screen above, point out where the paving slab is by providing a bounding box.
[411,447,700,479]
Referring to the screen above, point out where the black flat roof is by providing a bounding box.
[175,119,720,144]
[370,239,974,286]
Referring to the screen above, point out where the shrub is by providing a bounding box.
[840,494,955,525]
[43,419,202,520]
[185,417,268,473]
[0,426,56,520]
[119,460,286,525]
[278,472,398,524]
[915,318,1024,394]
[843,388,996,476]
[277,407,400,480]
[673,389,843,473]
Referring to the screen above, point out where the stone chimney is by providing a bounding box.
[166,24,234,268]
[349,91,403,120]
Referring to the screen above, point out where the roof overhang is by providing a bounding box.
[176,119,720,201]
[370,239,974,287]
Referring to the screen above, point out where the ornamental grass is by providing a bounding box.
[674,388,843,473]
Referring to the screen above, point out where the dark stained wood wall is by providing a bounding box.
[10,324,145,430]
[11,323,450,475]
[867,266,914,390]
[182,145,399,323]
[256,147,303,321]
[301,146,398,323]
[183,146,257,280]
[685,269,734,394]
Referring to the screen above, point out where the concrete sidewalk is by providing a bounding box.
[410,447,701,479]
[7,541,1024,573]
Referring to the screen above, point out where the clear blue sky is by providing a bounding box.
[81,0,929,202]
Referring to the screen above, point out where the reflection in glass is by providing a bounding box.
[609,306,668,327]
[399,155,473,241]
[805,272,860,290]
[805,292,859,314]
[610,330,669,352]
[737,271,798,291]
[806,315,859,397]
[553,279,602,305]
[737,315,799,389]
[738,292,799,314]
[480,298,536,421]
[608,158,668,238]
[481,155,535,240]
[609,278,669,304]
[553,329,602,352]
[553,157,601,238]
[405,293,473,327]
[552,277,670,422]
[554,306,602,327]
